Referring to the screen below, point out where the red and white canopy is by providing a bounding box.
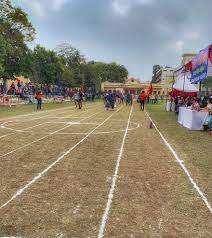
[172,76,198,97]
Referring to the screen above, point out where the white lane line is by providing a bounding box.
[98,105,133,238]
[0,108,73,137]
[0,132,16,139]
[0,101,101,123]
[0,107,123,209]
[0,101,96,125]
[0,104,100,138]
[0,104,73,123]
[1,113,81,133]
[145,111,212,213]
[0,116,68,138]
[0,106,101,159]
[55,122,140,135]
[0,125,71,159]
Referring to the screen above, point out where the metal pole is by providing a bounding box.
[199,81,202,97]
[170,71,175,111]
[183,66,186,93]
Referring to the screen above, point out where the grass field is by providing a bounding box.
[146,102,212,203]
[0,102,73,119]
[0,101,211,238]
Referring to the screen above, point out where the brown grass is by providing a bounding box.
[0,102,211,237]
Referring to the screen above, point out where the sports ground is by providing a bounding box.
[0,102,211,238]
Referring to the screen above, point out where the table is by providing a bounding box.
[166,101,175,112]
[178,107,209,130]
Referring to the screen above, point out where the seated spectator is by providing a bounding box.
[185,97,192,107]
[191,98,200,111]
[207,98,212,112]
[204,99,212,131]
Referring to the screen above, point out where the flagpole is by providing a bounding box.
[183,65,186,93]
[170,71,175,111]
[199,81,202,97]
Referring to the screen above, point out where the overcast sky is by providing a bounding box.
[13,0,212,81]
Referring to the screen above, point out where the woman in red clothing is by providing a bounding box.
[139,91,147,111]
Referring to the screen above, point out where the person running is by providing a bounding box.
[105,91,115,110]
[139,90,147,111]
[77,90,84,109]
[120,93,124,104]
[73,90,84,109]
[103,92,107,105]
[35,90,43,110]
[126,93,132,106]
[112,91,117,108]
[105,93,110,110]
[73,90,79,108]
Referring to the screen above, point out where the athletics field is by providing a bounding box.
[0,102,211,237]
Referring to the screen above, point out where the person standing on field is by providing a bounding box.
[139,90,147,111]
[73,89,84,109]
[73,90,78,108]
[35,90,43,110]
[78,90,84,109]
[126,93,132,106]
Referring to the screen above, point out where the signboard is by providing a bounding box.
[190,47,209,84]
[207,47,212,80]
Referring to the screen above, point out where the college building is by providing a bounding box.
[101,78,163,95]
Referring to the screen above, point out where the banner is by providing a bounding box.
[190,47,209,84]
[207,47,212,79]
[147,84,152,95]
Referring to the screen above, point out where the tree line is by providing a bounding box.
[0,0,128,92]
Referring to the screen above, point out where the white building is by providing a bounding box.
[181,53,196,65]
[155,67,175,94]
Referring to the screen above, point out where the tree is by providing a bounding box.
[31,45,75,87]
[55,43,85,67]
[60,66,74,87]
[31,45,61,84]
[203,77,212,92]
[0,2,130,92]
[0,0,35,42]
[108,63,128,82]
[0,0,35,92]
[54,43,86,87]
[80,62,128,92]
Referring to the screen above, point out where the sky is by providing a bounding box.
[13,0,212,81]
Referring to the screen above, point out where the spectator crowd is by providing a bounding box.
[0,80,80,100]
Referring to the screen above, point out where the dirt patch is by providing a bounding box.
[0,103,211,237]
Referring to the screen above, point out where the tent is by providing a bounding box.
[172,76,198,97]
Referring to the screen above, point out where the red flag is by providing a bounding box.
[209,47,212,63]
[147,84,153,95]
[185,61,192,72]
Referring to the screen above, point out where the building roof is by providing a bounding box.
[182,53,196,57]
[126,77,142,84]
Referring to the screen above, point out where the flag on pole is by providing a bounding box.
[147,83,153,95]
[185,61,192,72]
